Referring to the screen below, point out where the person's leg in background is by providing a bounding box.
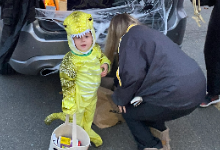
[200,70,220,107]
[200,1,220,107]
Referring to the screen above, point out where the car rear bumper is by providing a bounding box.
[9,55,64,75]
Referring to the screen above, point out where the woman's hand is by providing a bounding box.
[118,105,126,113]
[101,63,108,77]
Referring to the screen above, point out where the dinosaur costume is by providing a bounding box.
[45,11,110,147]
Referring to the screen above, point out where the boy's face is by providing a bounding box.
[73,32,93,52]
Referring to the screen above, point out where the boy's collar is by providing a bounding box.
[71,49,93,56]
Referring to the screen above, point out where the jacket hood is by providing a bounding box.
[63,11,96,55]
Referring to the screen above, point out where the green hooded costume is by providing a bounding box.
[45,11,111,147]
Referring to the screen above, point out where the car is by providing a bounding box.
[0,0,187,76]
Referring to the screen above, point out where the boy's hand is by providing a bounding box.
[101,63,108,77]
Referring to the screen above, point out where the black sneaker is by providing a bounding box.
[200,94,220,108]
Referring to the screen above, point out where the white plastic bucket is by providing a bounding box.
[48,114,90,150]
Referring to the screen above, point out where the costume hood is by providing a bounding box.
[63,11,96,55]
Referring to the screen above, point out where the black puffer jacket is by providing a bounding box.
[112,25,206,110]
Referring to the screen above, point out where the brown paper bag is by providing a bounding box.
[93,86,124,129]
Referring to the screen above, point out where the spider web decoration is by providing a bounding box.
[35,0,173,49]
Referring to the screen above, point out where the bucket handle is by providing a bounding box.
[65,114,77,147]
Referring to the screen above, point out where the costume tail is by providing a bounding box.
[44,112,73,125]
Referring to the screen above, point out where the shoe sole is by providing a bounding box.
[200,98,220,108]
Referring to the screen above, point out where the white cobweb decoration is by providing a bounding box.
[35,0,173,48]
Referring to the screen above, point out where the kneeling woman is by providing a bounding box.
[105,13,206,150]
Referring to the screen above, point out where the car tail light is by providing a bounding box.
[44,0,56,10]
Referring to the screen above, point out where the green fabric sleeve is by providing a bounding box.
[59,52,77,115]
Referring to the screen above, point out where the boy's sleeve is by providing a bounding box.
[59,53,77,115]
[100,52,111,73]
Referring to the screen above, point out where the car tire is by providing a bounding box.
[0,62,16,75]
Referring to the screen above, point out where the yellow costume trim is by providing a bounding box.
[126,24,137,32]
[116,68,122,86]
[116,24,137,87]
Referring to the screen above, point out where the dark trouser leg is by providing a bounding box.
[146,121,167,132]
[123,117,163,150]
[122,103,166,150]
[207,70,220,95]
[122,102,198,150]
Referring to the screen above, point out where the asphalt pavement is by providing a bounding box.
[1,1,220,150]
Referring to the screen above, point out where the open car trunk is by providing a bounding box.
[0,0,186,75]
[36,0,176,48]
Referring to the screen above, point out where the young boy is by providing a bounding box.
[45,11,111,147]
